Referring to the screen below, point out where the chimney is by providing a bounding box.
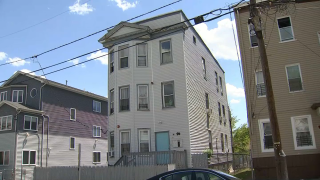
[66,80,68,86]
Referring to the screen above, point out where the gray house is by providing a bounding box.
[0,71,108,180]
[98,10,231,167]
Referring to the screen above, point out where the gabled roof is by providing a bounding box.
[0,100,43,114]
[1,71,108,102]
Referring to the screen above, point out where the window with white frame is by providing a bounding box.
[22,150,36,165]
[138,85,148,110]
[258,119,273,152]
[162,81,175,108]
[119,86,129,111]
[110,89,114,114]
[12,90,23,103]
[109,132,114,157]
[248,23,258,47]
[225,134,228,152]
[110,50,114,73]
[24,116,38,131]
[93,100,101,113]
[0,91,7,101]
[0,151,9,165]
[139,129,150,152]
[92,151,101,164]
[70,108,76,121]
[256,71,266,96]
[137,43,147,67]
[201,58,207,80]
[0,115,12,131]
[119,44,129,69]
[286,64,303,92]
[70,137,75,149]
[221,133,224,152]
[120,131,130,155]
[93,125,101,137]
[160,40,172,64]
[291,115,316,150]
[277,17,294,41]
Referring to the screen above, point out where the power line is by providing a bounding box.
[0,0,183,67]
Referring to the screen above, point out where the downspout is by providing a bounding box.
[39,83,46,110]
[42,115,50,168]
[14,110,21,180]
[40,82,47,167]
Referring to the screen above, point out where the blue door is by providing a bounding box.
[156,132,170,164]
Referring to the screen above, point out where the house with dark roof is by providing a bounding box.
[0,71,108,180]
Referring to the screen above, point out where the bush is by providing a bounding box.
[203,149,213,158]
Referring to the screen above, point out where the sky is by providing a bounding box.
[0,0,247,127]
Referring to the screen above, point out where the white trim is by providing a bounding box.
[93,125,101,137]
[12,90,24,103]
[138,129,150,152]
[24,115,38,131]
[258,119,274,153]
[70,108,76,121]
[110,89,114,115]
[92,151,101,164]
[119,44,129,69]
[276,16,295,42]
[285,63,304,93]
[109,49,115,74]
[0,91,7,101]
[255,70,266,97]
[120,130,131,156]
[162,81,175,108]
[0,150,10,166]
[137,84,149,110]
[136,43,148,67]
[70,137,75,150]
[247,24,258,47]
[30,88,37,98]
[93,100,101,113]
[109,131,115,157]
[22,150,37,165]
[119,86,130,111]
[0,115,13,131]
[291,115,316,150]
[160,39,173,64]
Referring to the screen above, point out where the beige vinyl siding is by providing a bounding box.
[235,1,320,158]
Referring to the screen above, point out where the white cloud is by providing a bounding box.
[194,18,240,61]
[87,50,108,65]
[6,57,30,67]
[18,69,36,76]
[226,83,245,97]
[110,0,137,11]
[69,58,86,68]
[230,99,240,104]
[0,52,7,61]
[69,0,94,15]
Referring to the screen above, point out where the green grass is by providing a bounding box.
[234,169,252,180]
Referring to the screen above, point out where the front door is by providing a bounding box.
[156,131,170,164]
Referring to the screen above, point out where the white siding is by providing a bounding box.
[0,132,15,180]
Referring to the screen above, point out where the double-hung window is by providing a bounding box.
[120,131,130,155]
[70,108,76,121]
[22,150,36,165]
[215,72,218,86]
[119,44,129,69]
[162,81,175,108]
[291,115,316,150]
[0,91,7,101]
[218,102,221,117]
[160,40,172,64]
[110,50,114,73]
[219,76,223,95]
[139,129,150,152]
[119,86,129,111]
[222,105,225,117]
[138,85,148,110]
[286,64,303,92]
[110,89,114,114]
[202,58,207,79]
[24,116,38,131]
[225,134,228,152]
[93,151,101,164]
[12,90,23,103]
[0,115,12,131]
[137,43,147,67]
[0,151,9,165]
[93,100,101,113]
[93,125,101,137]
[221,133,224,152]
[205,93,209,109]
[109,132,114,157]
[258,119,273,152]
[277,17,294,41]
[256,71,266,96]
[70,137,75,149]
[248,23,258,47]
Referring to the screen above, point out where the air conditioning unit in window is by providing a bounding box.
[108,151,114,157]
[206,109,212,115]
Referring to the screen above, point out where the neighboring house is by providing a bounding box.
[0,71,108,180]
[98,10,231,167]
[234,0,320,179]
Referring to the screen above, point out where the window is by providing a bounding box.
[225,134,228,152]
[219,76,223,95]
[139,129,150,152]
[218,102,221,117]
[24,116,38,131]
[277,17,294,41]
[109,132,114,157]
[160,40,172,64]
[215,72,218,86]
[138,85,148,110]
[162,171,192,180]
[22,150,36,165]
[286,64,303,92]
[70,108,76,121]
[195,171,223,180]
[193,36,197,44]
[202,58,207,79]
[12,90,23,103]
[119,44,129,69]
[222,105,225,117]
[119,86,129,111]
[137,43,147,67]
[0,151,9,165]
[0,91,7,101]
[291,115,316,150]
[205,93,209,109]
[256,71,266,96]
[208,130,212,150]
[110,89,114,114]
[0,115,12,131]
[93,100,101,113]
[162,81,175,108]
[30,88,37,98]
[221,133,224,152]
[120,131,130,155]
[70,137,75,149]
[110,50,114,73]
[206,114,210,129]
[93,151,101,164]
[93,125,101,137]
[248,23,258,47]
[258,119,273,152]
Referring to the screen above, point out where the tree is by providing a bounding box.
[233,124,250,153]
[231,114,239,132]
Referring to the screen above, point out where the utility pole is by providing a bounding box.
[78,143,81,180]
[248,0,289,179]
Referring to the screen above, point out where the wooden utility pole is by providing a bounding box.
[78,143,81,180]
[249,0,289,179]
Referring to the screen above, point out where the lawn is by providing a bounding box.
[233,169,252,180]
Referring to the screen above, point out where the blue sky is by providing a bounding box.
[0,0,247,127]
